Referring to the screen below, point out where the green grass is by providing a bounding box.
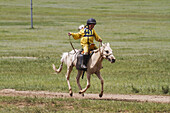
[0,96,169,113]
[0,0,170,112]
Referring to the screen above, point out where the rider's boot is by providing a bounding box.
[81,55,89,71]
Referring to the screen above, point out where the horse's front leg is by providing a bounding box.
[79,73,91,94]
[76,70,84,96]
[96,71,104,97]
[66,66,73,96]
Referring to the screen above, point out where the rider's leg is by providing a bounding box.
[81,45,89,70]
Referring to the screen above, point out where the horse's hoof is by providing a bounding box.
[79,90,83,94]
[82,94,84,97]
[99,93,103,98]
[70,92,73,97]
[69,90,73,97]
[79,91,84,96]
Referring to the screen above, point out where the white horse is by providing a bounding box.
[52,43,116,97]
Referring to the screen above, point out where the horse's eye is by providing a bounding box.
[105,50,109,54]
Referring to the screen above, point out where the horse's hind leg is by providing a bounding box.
[66,66,73,96]
[96,71,104,97]
[76,70,84,96]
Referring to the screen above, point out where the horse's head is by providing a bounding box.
[101,43,116,63]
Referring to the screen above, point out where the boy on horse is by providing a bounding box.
[68,18,102,70]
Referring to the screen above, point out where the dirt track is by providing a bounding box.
[0,89,169,103]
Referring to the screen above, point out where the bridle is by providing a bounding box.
[99,43,114,61]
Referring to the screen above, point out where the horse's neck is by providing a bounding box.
[90,50,102,68]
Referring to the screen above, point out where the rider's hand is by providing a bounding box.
[68,32,72,36]
[99,39,102,42]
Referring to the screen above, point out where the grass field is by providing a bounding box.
[0,0,170,112]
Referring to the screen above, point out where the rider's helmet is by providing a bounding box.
[87,18,96,25]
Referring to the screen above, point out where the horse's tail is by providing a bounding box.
[52,63,63,73]
[52,52,68,73]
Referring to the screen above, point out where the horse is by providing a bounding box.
[52,43,116,97]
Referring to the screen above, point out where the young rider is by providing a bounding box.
[68,18,102,70]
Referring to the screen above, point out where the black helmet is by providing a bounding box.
[87,18,96,25]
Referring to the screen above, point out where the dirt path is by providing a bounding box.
[0,89,169,103]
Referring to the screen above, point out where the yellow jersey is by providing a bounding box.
[71,28,102,46]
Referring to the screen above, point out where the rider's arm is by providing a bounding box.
[70,29,84,40]
[93,29,102,42]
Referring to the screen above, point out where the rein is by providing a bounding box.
[99,42,102,55]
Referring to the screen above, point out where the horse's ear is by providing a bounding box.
[101,43,104,46]
[107,43,110,47]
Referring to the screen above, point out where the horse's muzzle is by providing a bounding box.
[111,59,116,63]
[108,58,116,63]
